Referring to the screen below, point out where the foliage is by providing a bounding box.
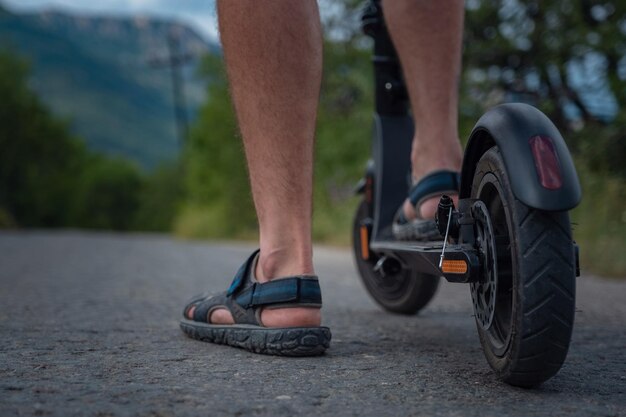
[463,0,626,276]
[0,50,85,227]
[3,1,624,276]
[0,7,214,169]
[313,40,373,242]
[68,156,143,231]
[0,50,173,231]
[176,54,257,239]
[133,162,185,232]
[571,161,626,277]
[176,1,625,277]
[174,41,374,242]
[463,0,626,171]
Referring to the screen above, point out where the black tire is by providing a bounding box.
[352,200,440,314]
[471,147,576,387]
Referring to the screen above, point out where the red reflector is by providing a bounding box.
[529,135,563,190]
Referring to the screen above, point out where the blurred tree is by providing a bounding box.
[0,50,85,226]
[133,162,184,232]
[313,40,373,241]
[69,156,143,231]
[463,0,626,176]
[178,54,257,238]
[0,49,152,230]
[178,0,625,273]
[177,36,373,240]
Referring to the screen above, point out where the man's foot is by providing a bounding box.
[392,138,462,241]
[399,177,460,223]
[180,250,330,356]
[185,251,321,328]
[392,170,461,241]
[405,141,463,220]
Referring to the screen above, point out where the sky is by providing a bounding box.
[1,0,219,41]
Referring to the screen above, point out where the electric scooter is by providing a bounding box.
[353,1,582,387]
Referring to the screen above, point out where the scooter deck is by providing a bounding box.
[370,238,480,283]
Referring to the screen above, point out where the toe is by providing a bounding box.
[209,309,235,325]
[186,305,196,320]
[419,194,459,219]
[402,199,417,220]
[419,197,441,219]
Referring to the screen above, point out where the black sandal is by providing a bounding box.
[392,170,461,241]
[180,250,331,356]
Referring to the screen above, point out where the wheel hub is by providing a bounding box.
[470,201,498,330]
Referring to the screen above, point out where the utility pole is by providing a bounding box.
[149,28,194,149]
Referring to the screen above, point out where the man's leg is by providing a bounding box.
[194,1,323,327]
[383,0,465,220]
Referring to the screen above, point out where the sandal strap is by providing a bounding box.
[235,277,322,309]
[227,249,260,296]
[408,170,461,208]
[189,250,323,326]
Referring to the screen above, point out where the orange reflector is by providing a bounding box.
[441,259,468,274]
[360,226,370,261]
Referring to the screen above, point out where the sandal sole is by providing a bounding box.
[179,319,331,357]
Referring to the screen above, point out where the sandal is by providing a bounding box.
[180,250,331,356]
[392,170,461,241]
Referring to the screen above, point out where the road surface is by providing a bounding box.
[0,231,624,416]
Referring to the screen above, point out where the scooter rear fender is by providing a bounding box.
[460,103,582,211]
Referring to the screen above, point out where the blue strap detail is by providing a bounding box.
[300,279,322,304]
[408,170,461,206]
[235,277,322,308]
[226,249,260,296]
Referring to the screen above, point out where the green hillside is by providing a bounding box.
[0,4,218,169]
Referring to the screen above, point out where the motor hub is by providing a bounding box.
[470,201,498,330]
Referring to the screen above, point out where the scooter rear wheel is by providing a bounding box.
[471,147,576,387]
[352,201,440,315]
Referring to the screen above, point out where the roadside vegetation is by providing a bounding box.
[1,0,624,276]
[0,51,183,232]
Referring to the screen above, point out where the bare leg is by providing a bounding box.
[190,0,323,327]
[383,0,465,220]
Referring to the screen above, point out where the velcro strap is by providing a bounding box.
[234,277,322,308]
[226,250,260,296]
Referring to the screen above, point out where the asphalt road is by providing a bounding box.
[0,231,624,417]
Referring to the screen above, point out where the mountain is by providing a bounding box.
[0,4,219,169]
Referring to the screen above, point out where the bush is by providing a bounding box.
[68,156,143,230]
[0,50,86,227]
[133,162,184,232]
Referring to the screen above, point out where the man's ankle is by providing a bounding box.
[410,146,462,182]
[256,246,314,282]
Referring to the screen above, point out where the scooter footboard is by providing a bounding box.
[369,240,480,283]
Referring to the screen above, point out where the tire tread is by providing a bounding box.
[473,148,575,388]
